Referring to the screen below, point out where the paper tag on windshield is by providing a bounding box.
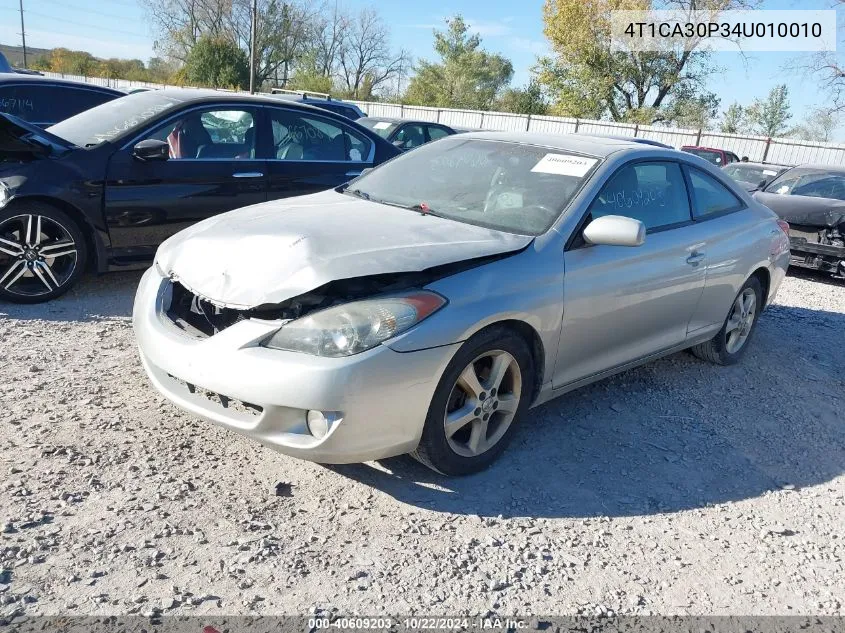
[531,154,597,177]
[373,121,392,130]
[763,169,777,176]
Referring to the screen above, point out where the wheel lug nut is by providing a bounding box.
[479,392,487,401]
[474,407,482,416]
[483,414,489,421]
[493,401,498,409]
[490,388,497,396]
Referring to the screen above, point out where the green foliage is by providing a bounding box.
[184,37,250,90]
[745,84,791,137]
[720,103,746,134]
[495,79,548,115]
[790,109,839,143]
[404,16,514,110]
[539,0,728,124]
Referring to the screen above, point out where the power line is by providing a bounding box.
[18,8,150,40]
[39,0,142,22]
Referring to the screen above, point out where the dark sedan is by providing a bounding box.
[0,74,123,127]
[0,89,400,302]
[753,164,845,276]
[358,117,458,150]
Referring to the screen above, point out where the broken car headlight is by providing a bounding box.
[262,291,447,357]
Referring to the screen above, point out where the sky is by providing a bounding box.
[0,0,842,132]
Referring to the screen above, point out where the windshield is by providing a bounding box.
[764,167,845,199]
[47,91,185,147]
[723,164,782,184]
[358,118,400,139]
[683,148,723,165]
[346,138,599,235]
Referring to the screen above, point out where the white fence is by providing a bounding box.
[42,71,845,165]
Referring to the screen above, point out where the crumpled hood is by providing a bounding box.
[156,189,533,309]
[754,190,845,228]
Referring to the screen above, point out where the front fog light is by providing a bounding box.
[306,410,341,439]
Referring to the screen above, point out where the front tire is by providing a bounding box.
[411,326,535,476]
[690,276,763,365]
[0,203,88,304]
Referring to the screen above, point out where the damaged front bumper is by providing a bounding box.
[132,266,460,463]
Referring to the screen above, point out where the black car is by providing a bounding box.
[269,89,367,120]
[357,117,458,150]
[0,74,123,127]
[753,164,845,276]
[0,89,400,303]
[722,161,789,192]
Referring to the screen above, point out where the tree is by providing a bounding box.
[142,0,230,62]
[335,8,410,99]
[183,36,249,89]
[538,0,752,123]
[745,84,791,137]
[404,16,514,110]
[495,79,548,115]
[790,109,839,142]
[720,102,745,134]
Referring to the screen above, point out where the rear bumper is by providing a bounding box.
[789,237,845,273]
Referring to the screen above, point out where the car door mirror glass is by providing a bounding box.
[133,139,169,161]
[583,215,645,247]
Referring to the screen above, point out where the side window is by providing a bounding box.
[394,124,427,149]
[427,126,450,141]
[269,109,371,162]
[144,108,256,159]
[688,168,743,218]
[588,161,691,231]
[0,85,115,125]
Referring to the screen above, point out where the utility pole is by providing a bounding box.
[19,0,27,68]
[248,0,257,93]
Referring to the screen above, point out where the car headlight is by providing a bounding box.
[0,182,9,208]
[262,291,447,357]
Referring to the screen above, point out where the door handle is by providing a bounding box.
[232,172,264,178]
[686,251,706,266]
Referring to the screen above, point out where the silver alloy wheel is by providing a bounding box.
[725,287,757,354]
[443,349,522,458]
[0,214,78,297]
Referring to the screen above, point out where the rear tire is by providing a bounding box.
[0,202,88,304]
[690,276,763,366]
[411,326,535,476]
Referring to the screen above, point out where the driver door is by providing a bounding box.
[104,105,267,257]
[554,160,708,388]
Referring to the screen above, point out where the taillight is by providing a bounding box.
[777,219,790,234]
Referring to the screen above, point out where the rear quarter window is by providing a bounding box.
[688,168,744,218]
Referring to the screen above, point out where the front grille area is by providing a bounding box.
[168,373,263,417]
[166,281,249,338]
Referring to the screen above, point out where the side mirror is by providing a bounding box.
[133,139,169,161]
[583,215,645,247]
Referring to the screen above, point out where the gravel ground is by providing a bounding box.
[0,268,843,619]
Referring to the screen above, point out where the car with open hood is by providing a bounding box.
[133,132,791,475]
[0,89,399,303]
[753,164,845,276]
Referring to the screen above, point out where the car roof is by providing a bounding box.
[360,116,451,125]
[132,88,361,113]
[681,145,729,152]
[726,162,789,169]
[785,163,845,174]
[0,74,123,94]
[458,131,681,158]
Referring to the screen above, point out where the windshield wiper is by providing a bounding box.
[345,188,371,201]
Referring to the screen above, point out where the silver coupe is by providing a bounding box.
[133,133,791,475]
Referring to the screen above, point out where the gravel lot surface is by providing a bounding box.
[0,269,843,619]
